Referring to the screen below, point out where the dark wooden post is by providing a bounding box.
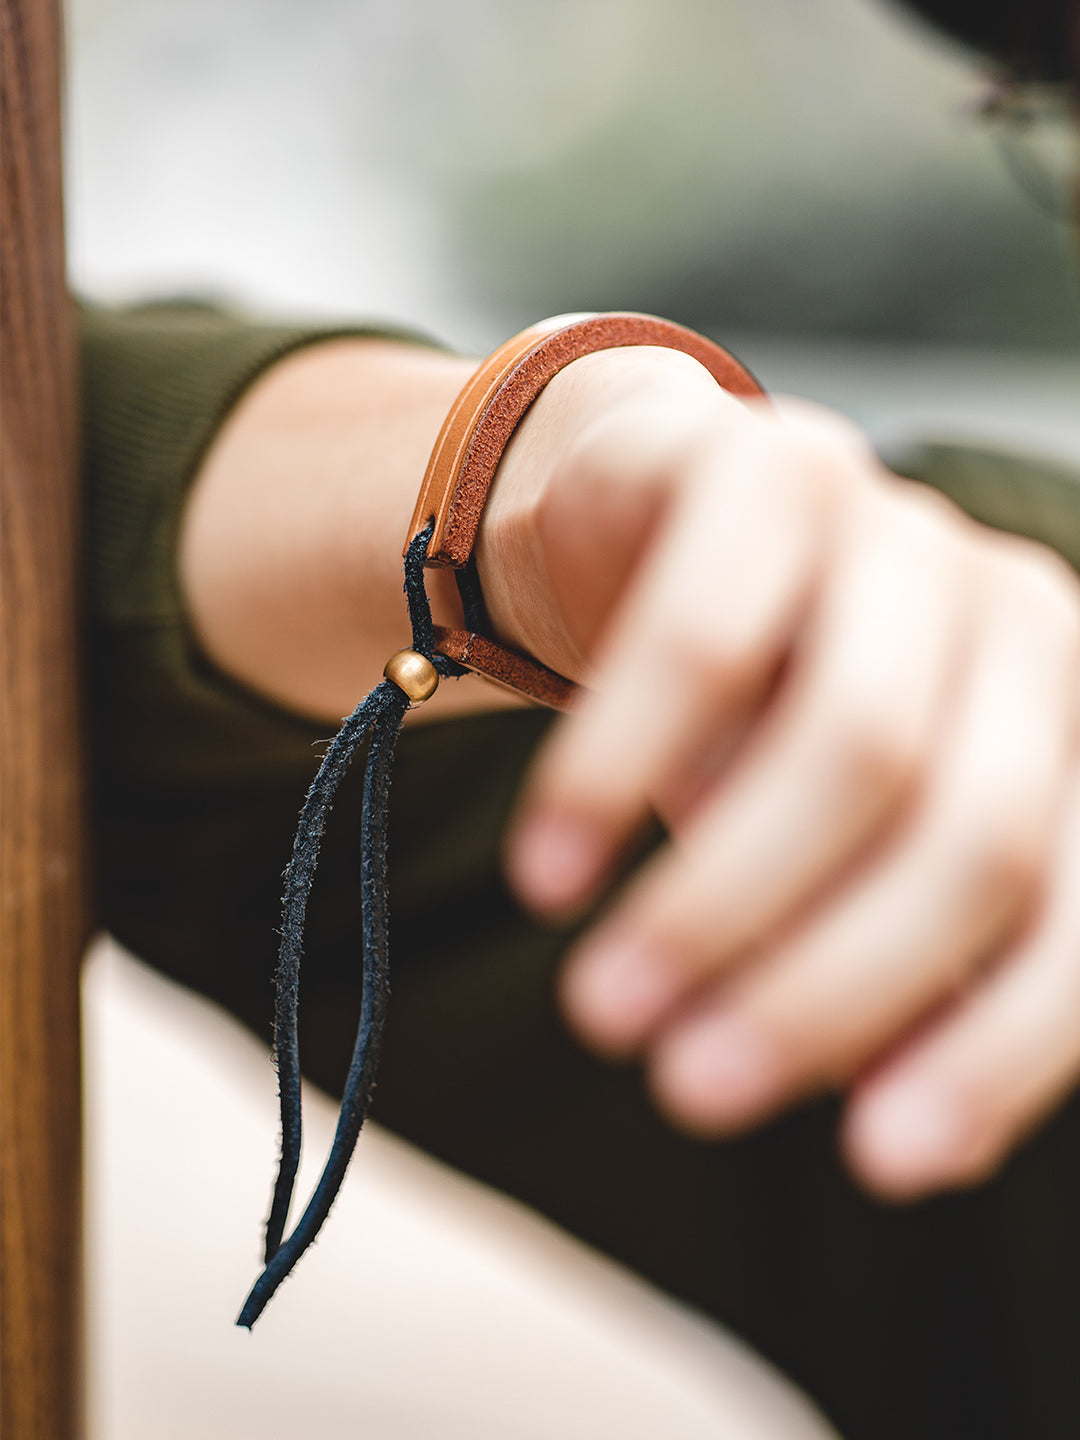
[1,0,87,1435]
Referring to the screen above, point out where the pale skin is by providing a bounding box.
[180,333,1080,1205]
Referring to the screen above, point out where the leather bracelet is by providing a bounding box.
[240,311,765,1328]
[405,311,765,711]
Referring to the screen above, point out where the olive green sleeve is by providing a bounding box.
[80,301,554,1030]
[81,300,444,791]
[896,439,1080,574]
[81,301,1080,799]
[81,303,1080,1046]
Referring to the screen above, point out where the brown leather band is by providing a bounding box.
[432,626,577,711]
[406,311,765,710]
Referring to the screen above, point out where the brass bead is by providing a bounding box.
[383,648,439,704]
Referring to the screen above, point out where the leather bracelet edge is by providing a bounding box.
[405,311,765,711]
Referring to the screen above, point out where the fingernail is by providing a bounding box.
[854,1081,972,1193]
[508,813,605,912]
[564,938,681,1049]
[660,1011,777,1123]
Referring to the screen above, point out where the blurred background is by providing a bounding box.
[67,0,1080,344]
[68,2,1080,1436]
[68,0,1080,459]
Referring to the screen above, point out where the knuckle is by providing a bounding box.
[957,1091,1004,1160]
[896,479,961,524]
[833,701,922,801]
[987,534,1080,630]
[1022,551,1080,640]
[784,434,863,501]
[737,422,853,501]
[775,400,875,467]
[891,485,978,565]
[938,1085,1010,1186]
[967,815,1043,913]
[667,610,765,696]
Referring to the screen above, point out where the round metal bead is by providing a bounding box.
[383,648,439,704]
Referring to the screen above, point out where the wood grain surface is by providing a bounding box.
[1,0,88,1435]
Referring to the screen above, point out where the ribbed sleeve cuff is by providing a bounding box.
[81,300,442,626]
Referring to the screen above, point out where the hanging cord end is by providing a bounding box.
[238,520,460,1329]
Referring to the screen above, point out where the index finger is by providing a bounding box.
[505,412,848,913]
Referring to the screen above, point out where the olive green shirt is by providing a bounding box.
[82,303,1080,1440]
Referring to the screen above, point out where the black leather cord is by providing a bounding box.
[238,521,463,1328]
[455,558,488,634]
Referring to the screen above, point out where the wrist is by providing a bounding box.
[476,345,751,680]
[179,337,516,723]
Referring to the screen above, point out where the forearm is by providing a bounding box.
[178,336,528,724]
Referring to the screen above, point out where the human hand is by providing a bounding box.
[481,344,1080,1200]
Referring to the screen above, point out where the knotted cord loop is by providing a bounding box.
[237,521,462,1329]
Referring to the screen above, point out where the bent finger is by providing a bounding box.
[646,555,1078,1120]
[843,767,1080,1200]
[507,413,833,912]
[562,483,967,1052]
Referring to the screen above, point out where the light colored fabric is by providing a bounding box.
[84,939,841,1440]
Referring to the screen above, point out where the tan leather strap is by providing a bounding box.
[406,311,765,709]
